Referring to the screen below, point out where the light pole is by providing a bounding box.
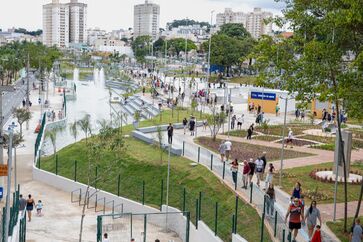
[4,123,16,242]
[165,131,172,231]
[184,18,189,66]
[279,95,293,187]
[207,10,215,86]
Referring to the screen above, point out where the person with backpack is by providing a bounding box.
[247,124,254,140]
[182,117,188,134]
[248,158,255,186]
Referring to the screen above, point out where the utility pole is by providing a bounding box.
[279,96,291,187]
[4,126,14,242]
[207,11,215,86]
[26,54,30,130]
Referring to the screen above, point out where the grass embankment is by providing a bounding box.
[327,217,361,242]
[40,110,271,241]
[41,140,271,242]
[196,137,313,161]
[275,161,363,204]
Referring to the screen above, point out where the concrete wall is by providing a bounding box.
[232,233,248,242]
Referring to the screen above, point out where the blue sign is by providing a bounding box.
[251,92,276,101]
[0,187,3,199]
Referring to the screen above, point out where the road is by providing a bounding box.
[2,74,36,126]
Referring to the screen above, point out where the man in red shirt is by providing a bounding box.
[285,198,304,242]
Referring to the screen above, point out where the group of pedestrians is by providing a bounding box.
[19,194,43,222]
[182,116,196,136]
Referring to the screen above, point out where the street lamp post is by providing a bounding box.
[279,95,292,187]
[4,123,16,242]
[207,11,215,86]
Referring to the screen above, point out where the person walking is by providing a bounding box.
[285,198,304,242]
[230,158,239,186]
[203,119,208,130]
[224,140,232,161]
[248,158,255,186]
[218,141,226,162]
[275,103,280,116]
[189,116,196,136]
[103,233,110,242]
[255,158,264,187]
[167,123,174,144]
[305,200,322,241]
[231,115,236,130]
[286,128,294,148]
[237,114,244,130]
[264,163,275,190]
[350,218,363,242]
[247,124,254,140]
[311,225,322,242]
[182,117,188,134]
[242,160,250,189]
[19,194,27,214]
[26,194,35,222]
[265,183,275,218]
[292,182,302,199]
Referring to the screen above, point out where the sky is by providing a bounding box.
[0,0,285,32]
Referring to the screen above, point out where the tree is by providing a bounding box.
[167,19,210,31]
[45,126,65,158]
[252,0,363,232]
[207,105,226,141]
[12,108,32,137]
[131,35,152,63]
[69,121,78,142]
[219,23,251,40]
[166,38,197,57]
[77,114,92,143]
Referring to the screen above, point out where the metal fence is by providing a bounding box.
[34,112,46,158]
[181,140,292,241]
[97,212,189,242]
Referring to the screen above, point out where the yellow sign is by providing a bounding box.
[0,165,8,176]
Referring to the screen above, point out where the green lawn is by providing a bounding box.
[275,162,363,204]
[40,136,271,242]
[327,217,361,242]
[229,76,258,85]
[254,124,320,136]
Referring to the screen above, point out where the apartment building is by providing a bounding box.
[42,0,87,48]
[133,0,160,40]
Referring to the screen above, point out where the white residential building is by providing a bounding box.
[133,0,160,39]
[43,0,69,48]
[162,25,208,42]
[42,0,87,48]
[216,8,273,39]
[68,0,87,44]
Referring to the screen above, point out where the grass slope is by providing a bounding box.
[40,113,271,241]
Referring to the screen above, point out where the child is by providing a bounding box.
[311,225,321,242]
[36,200,43,216]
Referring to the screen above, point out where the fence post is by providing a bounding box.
[195,199,199,229]
[274,211,277,237]
[182,141,185,156]
[197,147,200,163]
[232,214,235,234]
[143,214,147,242]
[103,197,106,215]
[288,231,292,242]
[96,216,102,242]
[160,179,163,211]
[282,229,285,242]
[130,214,133,239]
[117,174,121,196]
[214,202,218,236]
[234,171,238,190]
[182,187,186,214]
[55,154,58,175]
[260,195,266,242]
[234,196,238,233]
[222,161,225,179]
[198,192,202,220]
[210,154,213,170]
[38,150,41,169]
[74,160,77,182]
[249,182,253,203]
[142,180,145,205]
[186,212,190,242]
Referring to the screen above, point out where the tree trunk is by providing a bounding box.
[334,89,348,232]
[19,124,23,137]
[353,180,363,228]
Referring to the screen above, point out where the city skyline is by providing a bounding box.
[0,0,284,32]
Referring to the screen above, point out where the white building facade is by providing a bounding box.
[42,0,87,48]
[216,8,273,39]
[133,0,160,40]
